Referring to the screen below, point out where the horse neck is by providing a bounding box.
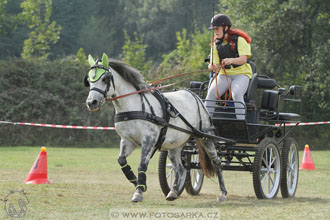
[111,72,143,112]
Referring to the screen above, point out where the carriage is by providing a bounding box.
[85,54,302,202]
[158,62,302,199]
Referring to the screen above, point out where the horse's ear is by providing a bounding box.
[102,53,109,68]
[88,54,95,66]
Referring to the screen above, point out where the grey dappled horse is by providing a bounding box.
[84,53,227,202]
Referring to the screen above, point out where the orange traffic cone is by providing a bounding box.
[25,147,51,184]
[300,144,316,170]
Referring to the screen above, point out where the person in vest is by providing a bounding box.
[205,14,252,120]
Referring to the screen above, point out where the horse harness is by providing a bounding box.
[114,89,208,158]
[85,62,235,158]
[84,60,115,98]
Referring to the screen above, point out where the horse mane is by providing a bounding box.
[109,59,147,89]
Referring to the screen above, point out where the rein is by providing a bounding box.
[105,69,208,102]
[86,60,208,102]
[214,61,232,105]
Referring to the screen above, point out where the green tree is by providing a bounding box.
[76,0,125,59]
[50,0,93,58]
[221,0,330,148]
[0,0,21,36]
[76,48,88,65]
[123,0,215,61]
[221,0,330,117]
[1,0,217,61]
[159,28,211,83]
[0,57,118,146]
[122,30,152,77]
[0,0,27,59]
[20,0,62,60]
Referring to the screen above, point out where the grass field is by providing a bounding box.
[0,146,329,220]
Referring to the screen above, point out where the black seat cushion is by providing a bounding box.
[190,81,203,89]
[261,90,278,111]
[257,75,278,89]
[245,73,258,101]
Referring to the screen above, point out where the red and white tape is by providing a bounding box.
[275,121,330,127]
[1,120,330,130]
[0,120,116,130]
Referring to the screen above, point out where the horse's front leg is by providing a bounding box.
[166,147,185,201]
[118,139,138,187]
[204,139,227,202]
[131,136,157,202]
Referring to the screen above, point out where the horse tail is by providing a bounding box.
[195,138,216,178]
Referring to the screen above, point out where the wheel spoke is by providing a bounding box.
[166,169,173,179]
[292,161,297,170]
[261,171,267,182]
[287,170,292,187]
[260,167,268,172]
[287,162,292,172]
[269,173,274,186]
[262,174,267,192]
[262,157,268,168]
[270,155,277,167]
[290,147,294,162]
[268,148,273,167]
[290,171,295,187]
[192,170,197,185]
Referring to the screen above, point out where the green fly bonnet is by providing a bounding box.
[84,53,115,97]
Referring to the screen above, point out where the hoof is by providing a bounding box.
[131,191,143,202]
[166,190,178,201]
[217,192,227,202]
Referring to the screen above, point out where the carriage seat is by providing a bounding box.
[260,89,300,122]
[189,62,259,102]
[190,81,203,89]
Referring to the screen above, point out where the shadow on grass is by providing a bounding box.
[188,193,330,208]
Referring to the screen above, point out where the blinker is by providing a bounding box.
[84,75,89,87]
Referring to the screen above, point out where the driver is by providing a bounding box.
[205,14,252,120]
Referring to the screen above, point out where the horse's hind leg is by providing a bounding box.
[118,139,137,187]
[203,139,227,202]
[166,147,185,201]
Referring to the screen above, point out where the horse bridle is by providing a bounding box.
[84,61,115,98]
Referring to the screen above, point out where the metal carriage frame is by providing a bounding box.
[158,63,302,199]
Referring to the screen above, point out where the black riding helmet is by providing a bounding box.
[208,14,232,42]
[208,14,232,29]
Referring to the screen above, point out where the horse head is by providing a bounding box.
[85,53,114,112]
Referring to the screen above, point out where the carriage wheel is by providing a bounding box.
[280,137,299,198]
[158,150,186,196]
[253,137,281,199]
[185,153,204,195]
